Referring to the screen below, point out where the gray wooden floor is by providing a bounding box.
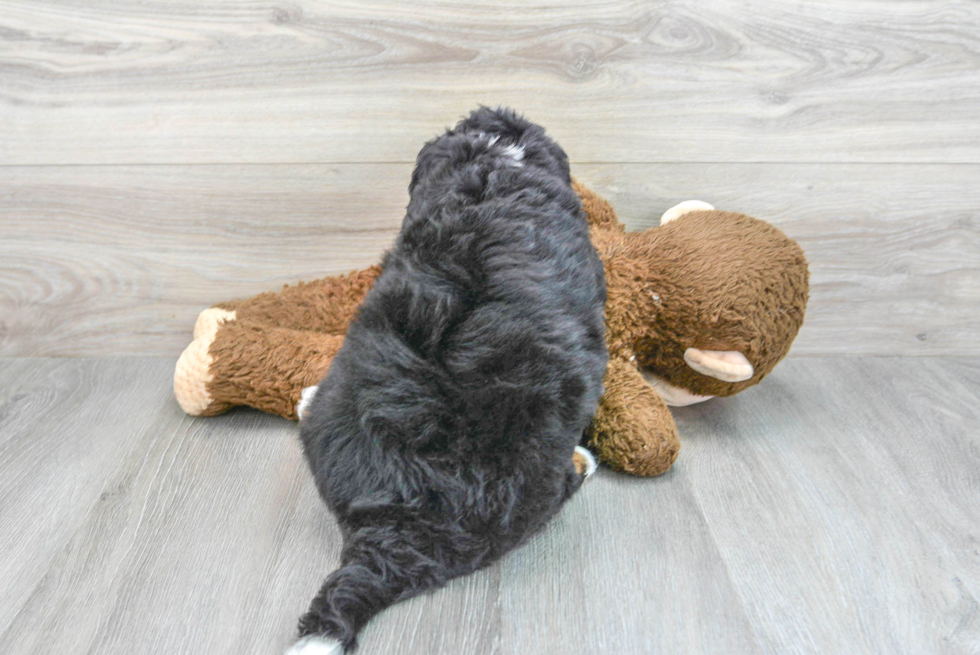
[1,357,977,655]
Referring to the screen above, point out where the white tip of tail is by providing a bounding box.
[575,446,598,478]
[285,635,344,655]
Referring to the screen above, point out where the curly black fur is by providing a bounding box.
[297,107,608,651]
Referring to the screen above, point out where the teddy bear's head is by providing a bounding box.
[599,202,809,406]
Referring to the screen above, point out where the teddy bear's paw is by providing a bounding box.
[660,200,715,225]
[297,385,318,421]
[175,312,231,416]
[174,335,217,416]
[193,307,237,340]
[573,446,598,478]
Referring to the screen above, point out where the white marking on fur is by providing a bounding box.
[474,132,523,167]
[285,635,343,655]
[660,200,715,225]
[297,385,318,420]
[575,446,598,478]
[499,143,524,167]
[475,131,500,146]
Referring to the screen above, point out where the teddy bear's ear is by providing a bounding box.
[660,200,715,225]
[683,348,754,382]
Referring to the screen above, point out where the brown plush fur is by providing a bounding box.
[574,179,625,234]
[595,209,809,398]
[175,183,809,476]
[216,265,381,335]
[588,358,679,476]
[205,325,345,418]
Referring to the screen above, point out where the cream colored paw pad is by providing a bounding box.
[193,308,236,340]
[660,200,715,225]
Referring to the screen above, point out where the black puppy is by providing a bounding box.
[287,108,608,654]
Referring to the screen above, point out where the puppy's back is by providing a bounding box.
[345,108,604,464]
[293,108,606,654]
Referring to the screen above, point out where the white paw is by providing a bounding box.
[574,446,598,478]
[285,635,343,655]
[297,386,318,421]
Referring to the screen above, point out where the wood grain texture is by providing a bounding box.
[0,359,178,641]
[673,357,980,655]
[0,357,977,654]
[0,164,407,356]
[0,359,334,654]
[2,163,977,357]
[1,1,979,165]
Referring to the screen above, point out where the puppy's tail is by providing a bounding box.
[285,518,459,654]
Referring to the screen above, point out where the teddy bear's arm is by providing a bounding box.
[175,319,344,419]
[586,357,680,476]
[198,265,382,335]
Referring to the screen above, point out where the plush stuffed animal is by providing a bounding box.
[174,183,808,476]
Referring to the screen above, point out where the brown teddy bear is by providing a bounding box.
[174,183,808,476]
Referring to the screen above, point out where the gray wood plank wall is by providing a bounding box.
[2,1,979,356]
